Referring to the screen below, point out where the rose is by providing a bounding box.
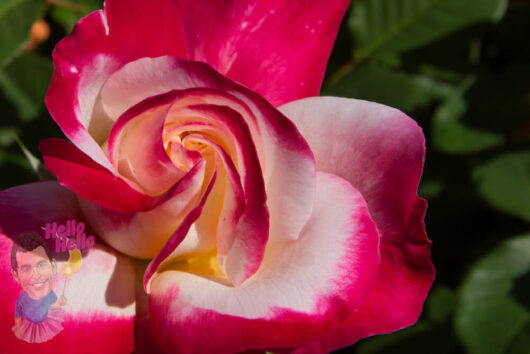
[0,0,434,352]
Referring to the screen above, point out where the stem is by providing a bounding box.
[326,59,357,86]
[62,277,68,297]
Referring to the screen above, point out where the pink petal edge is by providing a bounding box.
[279,97,435,351]
[147,172,380,353]
[40,138,155,212]
[97,56,316,243]
[170,0,349,106]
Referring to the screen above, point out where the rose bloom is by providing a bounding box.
[0,0,434,353]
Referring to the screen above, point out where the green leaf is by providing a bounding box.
[418,179,444,199]
[0,0,44,66]
[0,126,18,147]
[455,234,530,354]
[432,90,504,154]
[323,64,453,113]
[350,0,508,63]
[50,7,83,34]
[507,323,530,354]
[426,285,457,324]
[0,148,29,169]
[50,0,103,34]
[473,151,530,221]
[0,53,53,121]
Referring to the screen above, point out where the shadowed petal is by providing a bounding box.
[40,138,156,212]
[0,182,136,353]
[147,173,380,353]
[279,97,435,351]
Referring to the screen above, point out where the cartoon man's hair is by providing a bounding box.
[10,232,53,272]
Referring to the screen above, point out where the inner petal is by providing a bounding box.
[142,98,269,287]
[108,103,188,196]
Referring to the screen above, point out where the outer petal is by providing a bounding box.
[171,0,349,106]
[0,182,135,353]
[45,0,187,169]
[78,161,206,259]
[98,57,316,243]
[39,138,156,212]
[46,0,347,167]
[147,172,380,353]
[279,97,435,351]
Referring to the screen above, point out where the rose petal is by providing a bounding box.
[147,172,380,353]
[143,102,271,286]
[0,182,135,352]
[171,0,349,106]
[99,56,315,243]
[182,134,245,259]
[45,0,187,168]
[0,182,82,237]
[144,165,218,290]
[39,138,156,212]
[78,161,206,259]
[46,0,348,158]
[108,96,187,196]
[100,85,270,279]
[45,0,348,173]
[174,104,269,286]
[279,97,435,351]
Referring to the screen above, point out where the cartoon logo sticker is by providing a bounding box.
[11,232,66,343]
[10,220,94,343]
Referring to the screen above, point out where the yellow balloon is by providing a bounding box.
[60,249,83,278]
[67,249,82,272]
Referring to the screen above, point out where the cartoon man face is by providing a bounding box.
[12,246,57,300]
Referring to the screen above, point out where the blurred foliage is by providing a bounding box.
[0,52,53,121]
[473,152,530,221]
[49,0,102,33]
[0,0,44,66]
[0,0,529,353]
[349,0,506,65]
[455,234,530,354]
[329,0,530,353]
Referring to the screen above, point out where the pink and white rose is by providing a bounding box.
[0,0,434,352]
